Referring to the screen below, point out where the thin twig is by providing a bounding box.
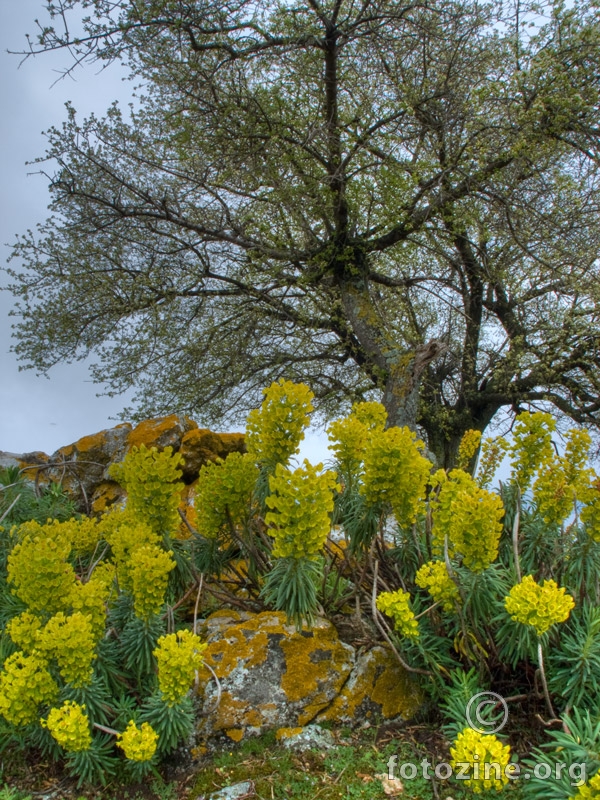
[194,574,204,634]
[0,494,21,524]
[537,641,556,719]
[199,661,222,714]
[371,561,433,677]
[513,484,522,582]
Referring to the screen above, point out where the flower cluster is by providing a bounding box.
[415,561,460,612]
[6,611,42,653]
[327,401,387,477]
[38,612,97,687]
[504,576,575,636]
[194,452,258,540]
[101,511,161,589]
[582,480,600,543]
[109,444,184,537]
[533,428,592,525]
[154,629,207,706]
[569,772,600,799]
[117,720,159,761]
[376,589,419,638]
[449,728,511,793]
[510,411,556,490]
[128,544,176,620]
[476,437,508,489]
[71,570,114,641]
[432,469,504,572]
[43,701,92,752]
[457,429,482,471]
[361,426,431,527]
[265,461,339,559]
[0,652,59,726]
[351,401,388,430]
[7,529,75,613]
[245,379,314,466]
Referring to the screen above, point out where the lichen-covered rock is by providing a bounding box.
[180,429,245,481]
[49,423,133,505]
[317,645,422,725]
[196,611,355,740]
[126,414,197,452]
[276,724,336,750]
[90,481,127,516]
[1,419,245,512]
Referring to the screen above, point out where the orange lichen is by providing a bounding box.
[276,727,304,740]
[225,728,245,742]
[319,646,422,723]
[91,482,125,516]
[126,415,196,451]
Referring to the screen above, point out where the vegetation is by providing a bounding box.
[5,0,600,464]
[2,380,600,798]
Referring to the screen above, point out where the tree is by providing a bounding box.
[6,0,600,465]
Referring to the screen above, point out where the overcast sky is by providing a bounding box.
[0,1,331,463]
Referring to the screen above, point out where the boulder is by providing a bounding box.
[196,610,422,742]
[196,611,355,741]
[1,418,245,513]
[180,429,245,482]
[317,645,422,725]
[126,414,197,453]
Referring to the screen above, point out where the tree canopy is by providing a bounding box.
[6,0,600,464]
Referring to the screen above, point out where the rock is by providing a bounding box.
[317,645,422,725]
[180,429,245,482]
[196,611,355,740]
[1,419,245,513]
[126,414,197,453]
[275,724,336,750]
[207,781,254,799]
[50,423,133,508]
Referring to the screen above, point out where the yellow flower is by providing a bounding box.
[117,720,159,761]
[109,444,184,537]
[450,727,511,793]
[327,401,387,476]
[504,575,575,636]
[128,543,176,620]
[194,452,258,540]
[100,510,161,589]
[0,651,59,727]
[476,437,509,489]
[154,629,207,706]
[510,411,556,490]
[457,430,482,471]
[43,701,92,752]
[5,611,43,653]
[38,612,97,687]
[265,461,339,560]
[569,771,600,799]
[415,561,460,612]
[533,428,593,526]
[246,379,314,466]
[7,529,75,613]
[71,571,113,641]
[376,589,419,638]
[362,426,431,527]
[432,469,504,572]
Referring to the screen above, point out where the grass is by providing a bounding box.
[0,724,528,800]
